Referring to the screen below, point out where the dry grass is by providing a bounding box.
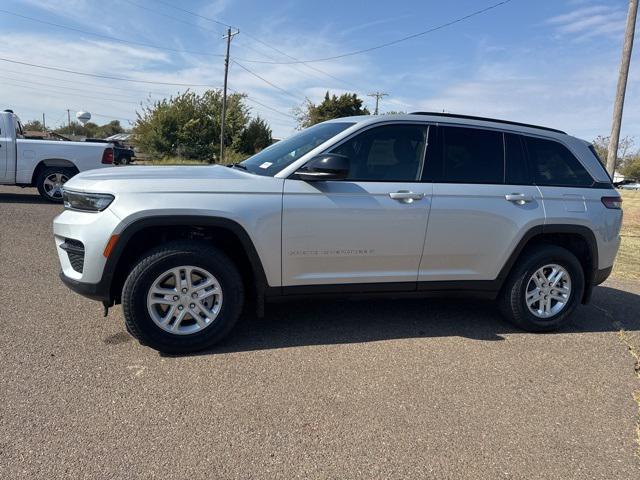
[612,190,640,282]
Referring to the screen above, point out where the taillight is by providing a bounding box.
[101,147,114,164]
[601,196,622,209]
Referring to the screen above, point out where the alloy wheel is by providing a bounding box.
[146,265,223,335]
[525,263,572,319]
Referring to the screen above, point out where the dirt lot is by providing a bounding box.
[1,185,639,479]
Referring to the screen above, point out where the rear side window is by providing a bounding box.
[525,137,593,187]
[430,126,503,184]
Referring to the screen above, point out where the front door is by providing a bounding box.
[282,123,432,287]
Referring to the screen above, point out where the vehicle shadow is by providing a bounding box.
[171,285,640,357]
[0,191,50,204]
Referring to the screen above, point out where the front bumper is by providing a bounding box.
[53,208,121,284]
[59,271,111,303]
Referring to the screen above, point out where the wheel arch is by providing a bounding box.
[497,224,598,303]
[31,159,79,185]
[104,216,269,306]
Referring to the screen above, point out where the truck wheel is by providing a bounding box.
[121,241,244,354]
[36,167,74,203]
[499,245,584,332]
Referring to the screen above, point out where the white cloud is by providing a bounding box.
[547,4,626,40]
[411,49,640,142]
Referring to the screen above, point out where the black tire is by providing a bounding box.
[36,166,75,203]
[498,245,585,332]
[122,241,244,354]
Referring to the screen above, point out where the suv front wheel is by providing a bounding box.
[122,241,244,354]
[499,245,585,332]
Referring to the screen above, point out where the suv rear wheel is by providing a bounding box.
[499,245,584,332]
[122,241,244,354]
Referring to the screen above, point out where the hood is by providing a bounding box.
[63,165,280,194]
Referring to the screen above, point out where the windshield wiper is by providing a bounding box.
[229,163,247,171]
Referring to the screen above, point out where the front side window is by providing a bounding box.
[427,126,504,184]
[239,122,354,176]
[525,137,593,187]
[330,124,428,181]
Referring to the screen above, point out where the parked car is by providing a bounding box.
[0,110,115,202]
[85,138,135,165]
[614,179,636,188]
[620,182,640,190]
[54,112,622,354]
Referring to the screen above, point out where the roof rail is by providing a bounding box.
[410,112,566,135]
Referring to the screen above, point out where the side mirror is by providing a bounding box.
[295,154,350,181]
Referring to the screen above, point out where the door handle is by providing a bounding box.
[505,193,533,205]
[389,191,424,204]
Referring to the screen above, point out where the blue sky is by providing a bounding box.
[0,0,638,142]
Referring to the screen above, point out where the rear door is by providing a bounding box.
[418,126,543,283]
[523,135,600,220]
[282,123,432,287]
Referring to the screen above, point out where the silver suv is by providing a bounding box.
[53,113,623,354]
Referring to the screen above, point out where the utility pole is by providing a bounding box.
[368,92,388,115]
[42,113,46,132]
[219,27,239,164]
[607,0,638,177]
[66,109,71,130]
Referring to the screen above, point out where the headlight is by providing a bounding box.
[63,190,114,212]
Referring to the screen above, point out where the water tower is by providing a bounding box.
[76,111,91,125]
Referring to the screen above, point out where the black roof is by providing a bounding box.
[410,112,566,135]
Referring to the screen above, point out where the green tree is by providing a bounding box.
[23,120,45,131]
[295,91,370,128]
[55,121,96,137]
[95,120,125,138]
[621,156,640,180]
[234,116,272,155]
[134,90,249,162]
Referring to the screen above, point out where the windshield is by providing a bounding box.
[239,122,354,176]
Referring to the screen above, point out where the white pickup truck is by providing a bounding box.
[0,109,115,202]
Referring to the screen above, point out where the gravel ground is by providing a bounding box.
[1,185,639,479]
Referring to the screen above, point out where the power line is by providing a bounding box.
[227,88,297,120]
[0,74,154,102]
[122,0,337,92]
[235,0,515,64]
[0,8,225,58]
[0,57,220,87]
[1,78,143,106]
[1,68,173,98]
[121,0,227,35]
[153,0,232,28]
[232,61,305,102]
[138,0,362,90]
[88,112,136,124]
[0,56,294,124]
